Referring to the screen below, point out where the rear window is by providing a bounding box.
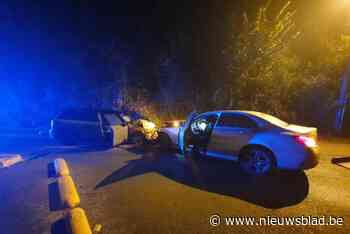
[250,112,288,127]
[102,113,123,125]
[217,113,258,129]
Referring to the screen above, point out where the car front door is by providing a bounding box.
[188,113,219,153]
[207,113,258,159]
[178,111,198,154]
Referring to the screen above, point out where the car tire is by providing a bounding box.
[239,146,276,176]
[130,132,145,147]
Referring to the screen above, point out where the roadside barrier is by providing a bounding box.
[48,158,93,233]
[53,158,70,177]
[57,175,81,208]
[66,208,92,234]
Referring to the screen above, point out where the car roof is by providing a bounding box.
[200,110,288,127]
[200,110,252,116]
[61,108,121,114]
[164,120,185,123]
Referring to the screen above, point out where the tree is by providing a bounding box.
[224,1,300,119]
[223,0,350,130]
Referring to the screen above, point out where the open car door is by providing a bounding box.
[178,111,198,154]
[102,113,128,146]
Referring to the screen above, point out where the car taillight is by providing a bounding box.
[296,135,317,148]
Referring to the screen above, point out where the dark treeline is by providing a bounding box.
[0,0,349,132]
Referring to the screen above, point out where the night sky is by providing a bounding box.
[0,1,261,81]
[0,0,341,126]
[0,0,309,83]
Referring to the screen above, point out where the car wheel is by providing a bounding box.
[239,146,276,176]
[131,132,145,147]
[158,133,171,151]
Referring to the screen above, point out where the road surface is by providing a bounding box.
[0,137,349,234]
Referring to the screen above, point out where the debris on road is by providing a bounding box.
[93,224,102,233]
[0,154,23,168]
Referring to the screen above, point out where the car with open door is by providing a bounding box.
[50,108,128,147]
[178,110,319,176]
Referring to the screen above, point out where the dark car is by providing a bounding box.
[50,108,128,146]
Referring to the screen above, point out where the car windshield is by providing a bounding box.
[120,114,132,123]
[249,112,288,127]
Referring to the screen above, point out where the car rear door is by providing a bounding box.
[77,110,103,142]
[207,113,258,158]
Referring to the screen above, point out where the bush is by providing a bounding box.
[223,1,350,130]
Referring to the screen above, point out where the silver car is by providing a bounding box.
[178,110,319,176]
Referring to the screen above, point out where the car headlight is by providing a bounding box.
[172,121,180,128]
[142,121,156,131]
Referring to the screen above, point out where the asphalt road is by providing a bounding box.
[0,138,349,234]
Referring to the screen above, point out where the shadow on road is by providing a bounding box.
[331,156,350,169]
[48,181,61,211]
[95,151,309,209]
[51,218,69,234]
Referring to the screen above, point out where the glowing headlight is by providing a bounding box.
[173,121,180,128]
[142,121,156,131]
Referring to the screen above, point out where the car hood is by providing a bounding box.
[281,124,318,140]
[160,127,180,134]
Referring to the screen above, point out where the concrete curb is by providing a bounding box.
[49,158,93,234]
[53,158,70,177]
[65,208,92,234]
[57,175,80,209]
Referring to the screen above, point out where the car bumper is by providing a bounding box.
[300,146,320,169]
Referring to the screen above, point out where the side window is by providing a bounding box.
[191,114,218,135]
[59,109,98,122]
[58,110,81,121]
[58,111,70,120]
[81,111,99,122]
[103,113,122,125]
[217,113,257,129]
